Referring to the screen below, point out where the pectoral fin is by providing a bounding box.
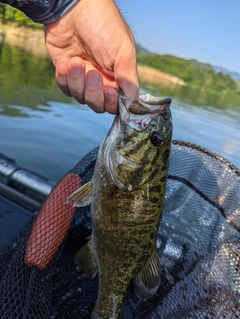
[65,180,92,207]
[133,250,161,301]
[75,239,98,279]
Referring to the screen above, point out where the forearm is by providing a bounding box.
[0,0,78,24]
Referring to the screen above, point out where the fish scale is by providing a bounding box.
[66,92,173,318]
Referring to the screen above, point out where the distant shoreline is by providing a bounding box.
[0,23,48,57]
[137,65,185,87]
[0,23,185,87]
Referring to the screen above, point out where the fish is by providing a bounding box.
[66,91,173,319]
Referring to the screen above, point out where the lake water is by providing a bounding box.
[0,43,240,183]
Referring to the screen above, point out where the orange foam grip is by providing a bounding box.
[24,172,82,269]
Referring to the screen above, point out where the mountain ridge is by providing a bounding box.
[136,43,240,82]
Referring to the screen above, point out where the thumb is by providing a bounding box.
[114,53,139,99]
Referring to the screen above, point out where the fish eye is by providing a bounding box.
[150,132,165,146]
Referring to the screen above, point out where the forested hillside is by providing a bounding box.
[137,53,238,92]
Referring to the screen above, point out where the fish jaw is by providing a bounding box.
[119,91,172,131]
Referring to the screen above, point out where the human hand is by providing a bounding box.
[44,0,139,114]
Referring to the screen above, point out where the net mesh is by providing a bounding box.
[0,140,239,319]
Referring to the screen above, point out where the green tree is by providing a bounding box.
[0,3,6,22]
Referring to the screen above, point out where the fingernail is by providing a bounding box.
[87,71,101,89]
[69,66,81,78]
[105,91,115,105]
[57,59,68,76]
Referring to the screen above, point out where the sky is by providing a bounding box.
[117,0,240,73]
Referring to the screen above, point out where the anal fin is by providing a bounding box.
[133,250,161,301]
[75,239,98,279]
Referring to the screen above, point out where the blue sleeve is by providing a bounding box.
[0,0,79,24]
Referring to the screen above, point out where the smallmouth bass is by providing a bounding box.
[66,91,173,318]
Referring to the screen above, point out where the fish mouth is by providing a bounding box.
[119,91,172,116]
[139,95,172,106]
[118,91,172,131]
